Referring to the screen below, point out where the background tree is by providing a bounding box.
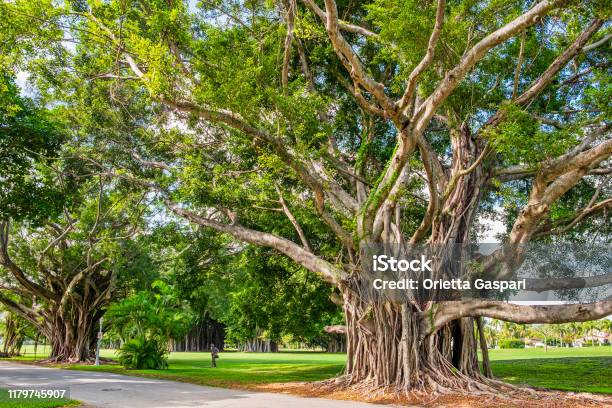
[0,176,151,362]
[483,320,500,349]
[151,225,228,352]
[582,320,596,346]
[538,324,556,350]
[595,318,611,344]
[0,304,37,356]
[174,229,343,352]
[220,247,342,352]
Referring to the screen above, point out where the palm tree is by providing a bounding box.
[552,324,565,347]
[596,319,611,345]
[539,324,556,351]
[484,325,499,349]
[564,322,582,346]
[583,321,596,347]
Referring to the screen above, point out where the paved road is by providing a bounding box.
[0,361,390,408]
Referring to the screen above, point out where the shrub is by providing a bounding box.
[499,338,525,349]
[117,337,168,369]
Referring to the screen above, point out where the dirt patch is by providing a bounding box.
[255,381,612,407]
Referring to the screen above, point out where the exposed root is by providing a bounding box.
[37,356,116,365]
[257,378,612,408]
[40,356,92,364]
[324,291,609,407]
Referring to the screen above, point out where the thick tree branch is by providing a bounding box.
[413,0,564,136]
[359,133,417,236]
[583,32,612,52]
[511,31,526,100]
[493,164,538,182]
[308,160,360,214]
[281,0,296,91]
[397,0,445,113]
[372,165,410,239]
[419,300,612,337]
[589,167,612,176]
[300,0,376,38]
[534,198,611,237]
[321,0,396,114]
[0,292,46,333]
[409,140,447,243]
[89,271,116,312]
[324,324,347,334]
[514,19,603,106]
[443,144,491,202]
[524,272,612,292]
[168,100,358,245]
[276,185,312,252]
[543,130,611,182]
[0,222,61,302]
[164,201,346,284]
[333,72,385,116]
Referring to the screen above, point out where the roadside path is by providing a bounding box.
[0,361,392,408]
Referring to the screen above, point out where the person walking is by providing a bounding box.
[210,343,220,368]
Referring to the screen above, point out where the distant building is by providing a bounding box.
[524,338,546,348]
[574,330,611,347]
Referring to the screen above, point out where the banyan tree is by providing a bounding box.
[1,0,610,394]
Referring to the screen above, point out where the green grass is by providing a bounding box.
[481,347,612,393]
[66,350,347,388]
[484,346,612,360]
[0,389,79,408]
[5,345,611,394]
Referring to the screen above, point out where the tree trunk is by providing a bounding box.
[171,316,225,352]
[341,287,497,392]
[476,317,493,378]
[237,325,279,352]
[45,307,99,363]
[1,313,26,356]
[241,337,278,352]
[324,333,347,353]
[342,139,495,392]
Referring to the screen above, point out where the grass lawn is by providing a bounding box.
[483,347,612,393]
[0,389,79,408]
[70,350,347,389]
[6,345,611,394]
